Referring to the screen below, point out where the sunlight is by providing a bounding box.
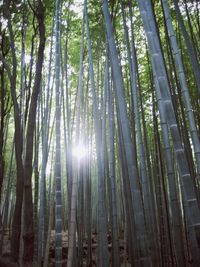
[72,143,88,160]
[24,54,31,64]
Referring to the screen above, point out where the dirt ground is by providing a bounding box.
[0,229,131,266]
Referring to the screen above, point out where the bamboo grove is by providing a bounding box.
[0,0,200,266]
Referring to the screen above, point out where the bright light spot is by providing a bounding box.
[46,162,52,175]
[69,0,83,18]
[72,143,87,160]
[0,17,7,30]
[24,54,31,64]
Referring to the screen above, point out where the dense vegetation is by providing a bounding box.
[0,0,200,266]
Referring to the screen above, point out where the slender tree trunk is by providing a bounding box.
[53,0,62,266]
[0,66,5,204]
[85,2,109,266]
[107,56,120,267]
[33,108,40,261]
[67,9,85,266]
[22,1,45,263]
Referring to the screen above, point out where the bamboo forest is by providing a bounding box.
[1,0,200,266]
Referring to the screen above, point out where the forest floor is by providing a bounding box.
[0,229,131,266]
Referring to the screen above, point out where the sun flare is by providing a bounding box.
[72,143,88,160]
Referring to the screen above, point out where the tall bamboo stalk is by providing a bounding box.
[54,0,62,265]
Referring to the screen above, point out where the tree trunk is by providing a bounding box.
[23,0,45,263]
